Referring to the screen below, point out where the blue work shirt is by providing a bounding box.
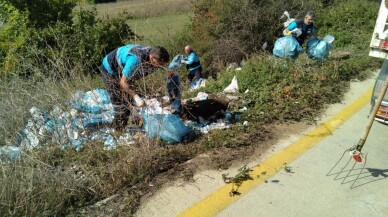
[184,51,201,72]
[102,44,153,79]
[287,19,315,45]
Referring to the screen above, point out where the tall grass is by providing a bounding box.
[0,74,101,147]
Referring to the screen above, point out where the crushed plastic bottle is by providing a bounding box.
[0,146,22,160]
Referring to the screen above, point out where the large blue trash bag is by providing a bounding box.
[142,112,189,143]
[306,37,333,60]
[168,55,184,70]
[273,36,303,60]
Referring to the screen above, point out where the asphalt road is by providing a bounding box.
[216,98,388,217]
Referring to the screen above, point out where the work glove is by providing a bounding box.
[133,94,145,107]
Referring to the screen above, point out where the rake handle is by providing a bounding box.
[356,70,388,152]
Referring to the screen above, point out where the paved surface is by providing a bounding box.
[216,104,388,217]
[136,74,388,217]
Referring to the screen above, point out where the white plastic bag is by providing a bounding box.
[223,75,239,93]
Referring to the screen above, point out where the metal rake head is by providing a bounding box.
[326,145,368,189]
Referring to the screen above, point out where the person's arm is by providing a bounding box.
[284,21,297,35]
[181,53,196,64]
[119,76,136,97]
[120,56,145,106]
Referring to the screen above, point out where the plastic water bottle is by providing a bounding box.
[225,112,232,120]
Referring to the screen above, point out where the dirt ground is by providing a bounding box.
[77,119,310,216]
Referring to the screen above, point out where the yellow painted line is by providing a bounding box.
[177,87,373,217]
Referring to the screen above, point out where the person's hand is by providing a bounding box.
[133,94,145,107]
[180,59,185,64]
[166,71,173,78]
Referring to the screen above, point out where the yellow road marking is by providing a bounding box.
[177,87,373,217]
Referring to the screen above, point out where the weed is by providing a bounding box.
[222,165,252,196]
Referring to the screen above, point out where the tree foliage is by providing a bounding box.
[5,0,77,28]
[0,1,138,78]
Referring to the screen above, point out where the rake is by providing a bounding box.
[327,74,388,188]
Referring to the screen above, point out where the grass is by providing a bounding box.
[82,0,191,19]
[127,13,191,39]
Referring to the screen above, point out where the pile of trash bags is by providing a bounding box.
[0,89,135,160]
[1,75,250,160]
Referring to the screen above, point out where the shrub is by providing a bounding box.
[1,7,138,78]
[5,0,77,28]
[316,0,379,48]
[189,0,322,70]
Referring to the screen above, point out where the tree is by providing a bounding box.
[5,0,77,28]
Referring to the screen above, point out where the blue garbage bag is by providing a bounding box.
[142,113,189,143]
[273,36,303,60]
[69,88,112,114]
[168,55,184,70]
[306,37,332,60]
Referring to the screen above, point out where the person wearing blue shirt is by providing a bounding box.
[180,45,203,82]
[100,44,170,130]
[284,11,317,45]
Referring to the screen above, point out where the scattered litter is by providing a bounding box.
[235,67,242,71]
[227,63,238,71]
[223,75,239,93]
[243,121,249,126]
[194,120,229,134]
[225,112,232,121]
[225,95,240,101]
[244,89,249,94]
[239,107,248,112]
[0,146,22,160]
[193,92,208,101]
[190,78,207,91]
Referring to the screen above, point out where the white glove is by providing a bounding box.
[133,94,145,107]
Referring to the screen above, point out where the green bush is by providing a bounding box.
[194,51,380,124]
[0,3,28,76]
[189,0,322,70]
[5,0,77,28]
[1,7,138,78]
[316,0,379,48]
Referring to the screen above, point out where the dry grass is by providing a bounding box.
[83,0,191,19]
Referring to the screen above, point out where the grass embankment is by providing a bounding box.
[0,0,383,216]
